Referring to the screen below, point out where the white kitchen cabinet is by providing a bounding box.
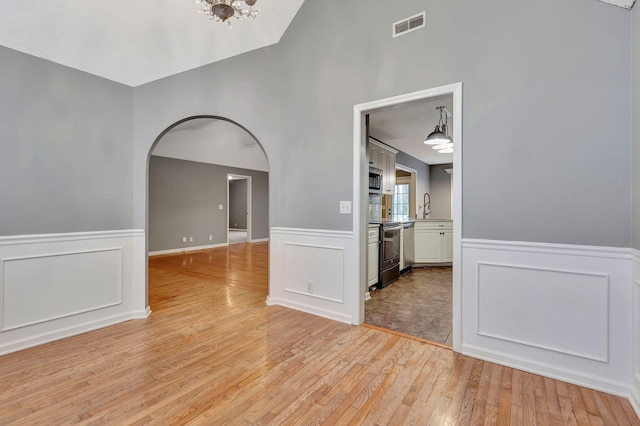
[367,225,379,287]
[368,139,397,195]
[383,150,396,194]
[368,143,382,169]
[414,221,453,264]
[441,229,453,262]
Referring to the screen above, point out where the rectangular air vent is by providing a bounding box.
[393,12,426,38]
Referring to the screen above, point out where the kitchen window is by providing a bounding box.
[392,183,409,222]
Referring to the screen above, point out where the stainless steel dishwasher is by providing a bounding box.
[402,222,414,273]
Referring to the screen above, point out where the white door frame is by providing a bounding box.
[227,174,252,243]
[352,82,463,352]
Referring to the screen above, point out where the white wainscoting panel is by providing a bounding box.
[2,248,123,331]
[477,262,609,362]
[268,228,355,324]
[462,239,632,397]
[0,230,148,355]
[283,243,344,303]
[632,249,640,416]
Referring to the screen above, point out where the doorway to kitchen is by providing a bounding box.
[353,83,462,352]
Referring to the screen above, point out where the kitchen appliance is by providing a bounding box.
[402,222,414,273]
[379,223,401,288]
[368,167,382,194]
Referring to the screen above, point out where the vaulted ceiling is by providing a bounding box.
[0,0,632,87]
[0,0,305,87]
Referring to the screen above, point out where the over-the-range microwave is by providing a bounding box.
[369,167,382,194]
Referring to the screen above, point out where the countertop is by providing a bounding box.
[370,218,453,225]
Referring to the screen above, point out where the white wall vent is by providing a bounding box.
[393,12,426,38]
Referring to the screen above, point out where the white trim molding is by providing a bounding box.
[268,227,356,324]
[0,230,149,355]
[462,238,633,398]
[149,242,228,256]
[632,249,640,416]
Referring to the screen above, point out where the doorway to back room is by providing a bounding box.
[145,115,270,312]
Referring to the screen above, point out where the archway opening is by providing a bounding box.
[145,115,269,310]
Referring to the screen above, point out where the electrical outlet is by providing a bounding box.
[307,281,313,293]
[339,201,352,214]
[189,237,193,242]
[182,237,187,243]
[209,235,213,241]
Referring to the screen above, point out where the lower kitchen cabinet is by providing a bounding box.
[414,221,453,263]
[367,225,379,286]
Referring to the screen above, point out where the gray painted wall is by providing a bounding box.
[634,5,640,250]
[229,179,248,229]
[132,0,632,248]
[430,164,453,220]
[0,46,133,236]
[1,0,634,249]
[395,151,430,218]
[148,156,268,251]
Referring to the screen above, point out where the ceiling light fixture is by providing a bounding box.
[424,106,453,151]
[195,0,259,23]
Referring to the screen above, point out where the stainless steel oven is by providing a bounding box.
[379,223,401,288]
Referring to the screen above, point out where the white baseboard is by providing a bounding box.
[461,343,631,398]
[269,227,357,325]
[632,249,640,418]
[0,230,147,355]
[266,296,352,324]
[0,307,150,356]
[149,242,227,256]
[250,238,269,243]
[462,238,633,405]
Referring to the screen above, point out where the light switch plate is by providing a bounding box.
[218,204,223,210]
[340,201,352,214]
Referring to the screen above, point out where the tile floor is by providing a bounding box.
[364,266,453,346]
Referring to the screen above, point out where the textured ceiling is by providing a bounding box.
[0,0,305,87]
[369,95,454,166]
[0,0,633,87]
[600,0,636,8]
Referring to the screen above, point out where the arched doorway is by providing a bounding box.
[145,115,269,306]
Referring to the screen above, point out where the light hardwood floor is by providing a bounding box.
[0,242,638,424]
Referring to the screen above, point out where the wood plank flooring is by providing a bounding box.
[0,242,638,424]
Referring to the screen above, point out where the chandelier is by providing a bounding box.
[195,0,259,23]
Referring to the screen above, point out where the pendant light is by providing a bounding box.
[424,106,451,145]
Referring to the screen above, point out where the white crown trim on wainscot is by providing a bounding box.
[0,229,149,355]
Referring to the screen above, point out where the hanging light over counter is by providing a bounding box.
[424,106,453,153]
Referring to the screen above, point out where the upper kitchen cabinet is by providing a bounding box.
[368,138,397,195]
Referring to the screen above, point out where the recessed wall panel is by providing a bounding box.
[2,248,123,331]
[477,262,609,362]
[283,242,344,303]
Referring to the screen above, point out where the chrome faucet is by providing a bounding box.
[423,192,431,219]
